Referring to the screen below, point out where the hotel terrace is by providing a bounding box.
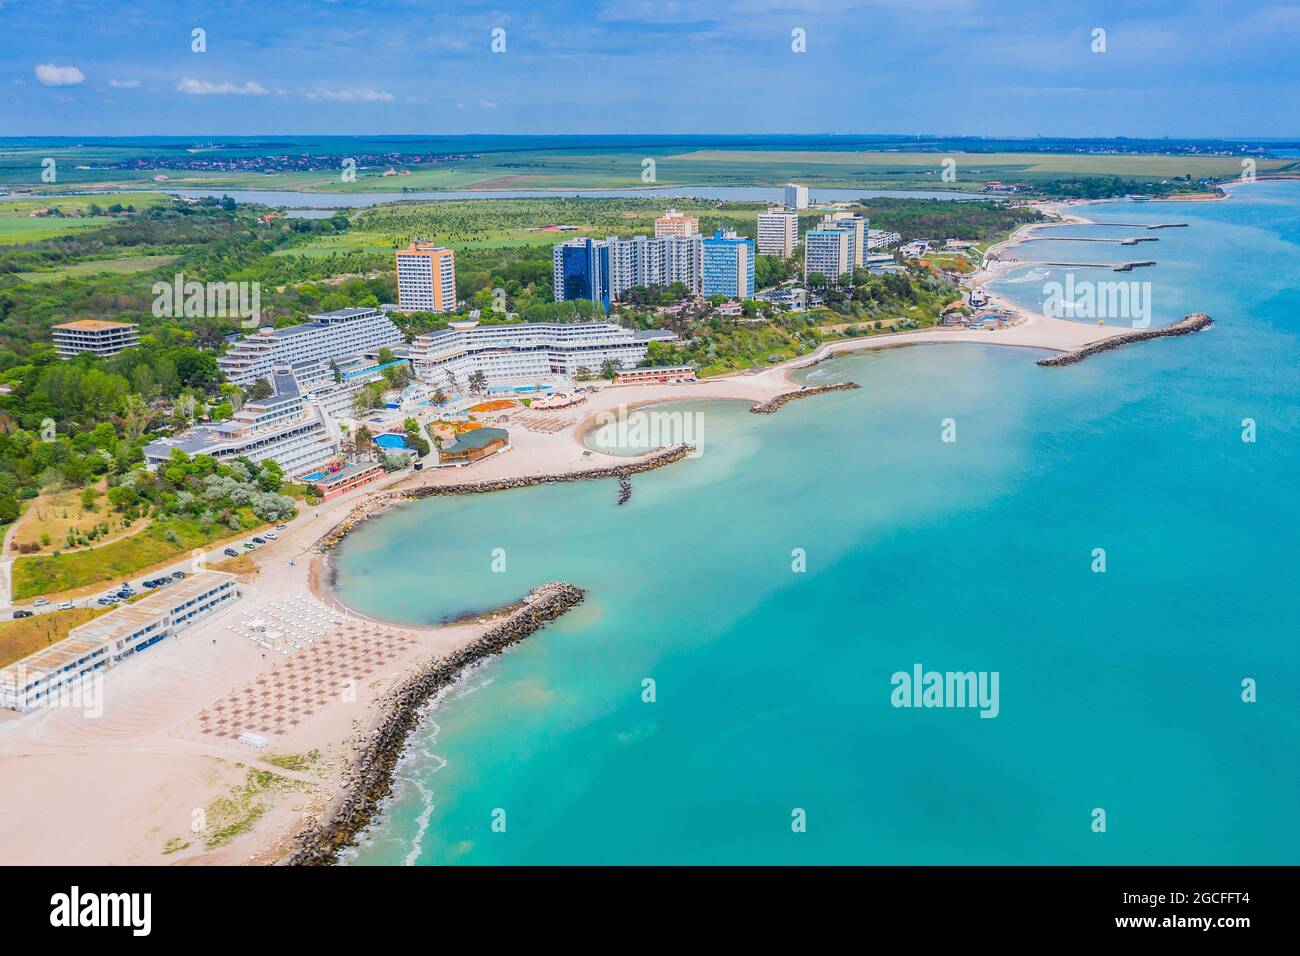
[0,571,240,714]
[144,370,341,477]
[218,308,403,387]
[51,320,140,359]
[408,319,677,389]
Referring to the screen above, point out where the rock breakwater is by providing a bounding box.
[285,581,586,866]
[750,382,860,414]
[317,444,694,551]
[1037,313,1212,367]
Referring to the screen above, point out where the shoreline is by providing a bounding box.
[0,193,1219,868]
[285,582,587,866]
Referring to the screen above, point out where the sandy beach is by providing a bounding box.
[0,207,1145,866]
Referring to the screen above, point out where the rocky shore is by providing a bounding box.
[317,444,695,551]
[285,581,587,866]
[1037,312,1212,367]
[750,382,861,414]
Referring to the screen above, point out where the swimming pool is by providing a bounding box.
[374,434,410,450]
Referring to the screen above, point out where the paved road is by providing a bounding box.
[6,524,296,619]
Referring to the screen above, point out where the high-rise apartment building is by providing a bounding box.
[553,234,703,307]
[553,238,612,309]
[395,242,457,313]
[819,212,868,268]
[804,229,853,284]
[756,208,799,257]
[702,229,755,299]
[784,183,810,210]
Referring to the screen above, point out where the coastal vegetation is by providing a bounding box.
[10,450,293,599]
[7,139,1294,195]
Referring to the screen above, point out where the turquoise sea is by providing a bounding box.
[334,183,1300,865]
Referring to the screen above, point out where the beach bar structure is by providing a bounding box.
[0,571,240,714]
[437,426,510,466]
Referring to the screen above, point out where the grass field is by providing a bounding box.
[8,148,1295,196]
[0,193,171,245]
[14,254,179,283]
[11,510,273,600]
[0,606,109,670]
[7,484,147,554]
[275,197,774,256]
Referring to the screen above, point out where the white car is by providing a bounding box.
[33,598,49,607]
[57,601,74,611]
[264,532,278,540]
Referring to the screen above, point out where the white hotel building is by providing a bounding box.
[0,572,239,714]
[144,370,341,476]
[218,308,404,387]
[409,320,677,388]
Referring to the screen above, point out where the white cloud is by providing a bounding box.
[177,77,268,96]
[307,88,395,102]
[480,99,497,109]
[108,79,141,89]
[35,64,86,87]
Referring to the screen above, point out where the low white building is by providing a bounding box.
[0,572,240,714]
[52,320,139,358]
[868,229,902,249]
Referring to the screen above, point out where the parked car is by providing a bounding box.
[57,600,74,610]
[223,548,239,557]
[243,542,256,550]
[264,532,277,540]
[97,597,118,607]
[12,609,33,619]
[251,537,267,545]
[171,571,187,581]
[33,598,49,607]
[142,579,158,589]
[274,524,288,531]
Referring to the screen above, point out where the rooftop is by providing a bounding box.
[1,572,238,680]
[442,426,509,454]
[52,320,137,332]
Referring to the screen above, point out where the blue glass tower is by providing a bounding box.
[701,229,755,299]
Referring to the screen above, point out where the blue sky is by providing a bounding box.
[2,0,1297,137]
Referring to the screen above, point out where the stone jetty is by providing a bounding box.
[285,581,587,866]
[750,381,860,414]
[616,475,632,505]
[317,444,695,551]
[1037,312,1212,367]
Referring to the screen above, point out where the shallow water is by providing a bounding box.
[334,183,1300,865]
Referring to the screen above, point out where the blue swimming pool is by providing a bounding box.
[374,434,409,450]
